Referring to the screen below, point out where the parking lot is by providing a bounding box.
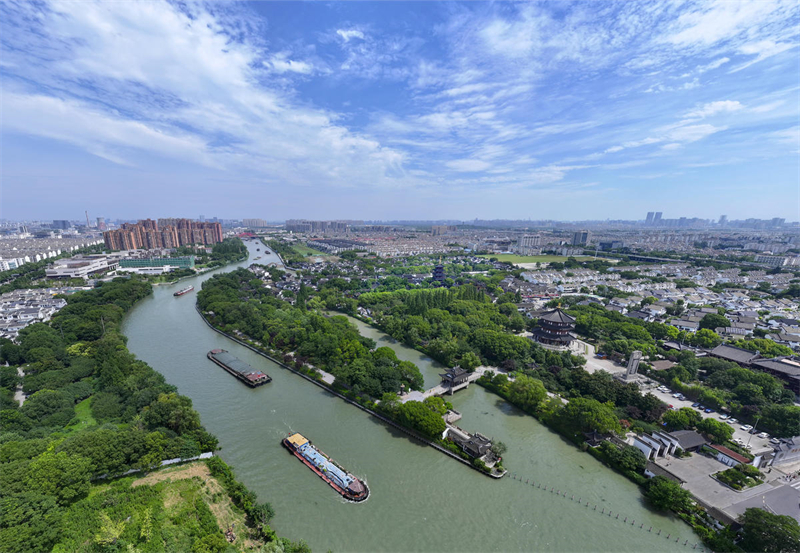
[643,384,774,453]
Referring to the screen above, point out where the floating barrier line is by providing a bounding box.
[507,474,705,551]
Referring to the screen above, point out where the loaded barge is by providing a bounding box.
[207,349,271,387]
[174,286,194,297]
[283,433,369,502]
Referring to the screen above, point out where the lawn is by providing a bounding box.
[292,244,328,256]
[65,396,97,433]
[478,254,583,264]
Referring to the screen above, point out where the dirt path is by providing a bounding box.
[131,462,211,487]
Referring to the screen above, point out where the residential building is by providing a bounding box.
[572,230,591,246]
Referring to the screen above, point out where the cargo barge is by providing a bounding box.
[174,286,194,297]
[207,349,271,387]
[283,433,369,502]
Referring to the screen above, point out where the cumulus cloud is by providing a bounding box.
[0,1,407,189]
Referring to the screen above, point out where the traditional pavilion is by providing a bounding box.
[531,308,577,351]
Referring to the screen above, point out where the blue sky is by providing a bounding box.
[1,0,798,221]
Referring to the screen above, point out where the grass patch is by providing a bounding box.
[57,462,262,552]
[478,254,581,264]
[293,244,328,256]
[65,397,97,433]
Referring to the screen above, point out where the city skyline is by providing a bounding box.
[1,1,799,220]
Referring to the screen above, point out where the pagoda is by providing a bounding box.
[531,308,576,351]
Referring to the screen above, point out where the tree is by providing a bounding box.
[506,375,547,413]
[738,508,800,553]
[459,352,481,372]
[688,328,722,349]
[559,398,622,434]
[698,313,731,331]
[662,407,702,431]
[26,451,93,504]
[395,401,446,439]
[696,418,734,444]
[617,445,647,472]
[645,476,692,512]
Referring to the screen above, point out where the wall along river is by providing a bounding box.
[122,241,695,552]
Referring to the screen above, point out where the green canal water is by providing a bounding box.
[121,242,695,552]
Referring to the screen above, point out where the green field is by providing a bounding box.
[292,244,328,256]
[478,254,580,264]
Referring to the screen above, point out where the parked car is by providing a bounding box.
[749,428,759,434]
[720,414,729,420]
[758,432,769,439]
[771,438,781,445]
[704,408,714,413]
[672,393,682,398]
[734,438,745,445]
[728,418,738,424]
[697,405,706,410]
[692,402,700,408]
[744,444,753,450]
[741,425,753,432]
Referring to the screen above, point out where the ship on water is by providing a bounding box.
[283,433,369,502]
[173,286,194,297]
[207,349,271,387]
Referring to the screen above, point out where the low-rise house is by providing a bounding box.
[710,444,752,467]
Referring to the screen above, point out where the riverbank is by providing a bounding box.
[195,303,505,479]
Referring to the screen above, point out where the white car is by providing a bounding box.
[728,418,738,424]
[720,414,729,420]
[741,425,753,432]
[734,438,745,446]
[672,393,681,398]
[744,444,753,450]
[771,438,781,445]
[758,432,769,439]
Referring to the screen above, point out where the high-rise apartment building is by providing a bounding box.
[572,230,591,246]
[52,220,72,229]
[517,234,542,255]
[645,212,654,225]
[104,218,223,251]
[653,212,663,225]
[243,218,268,228]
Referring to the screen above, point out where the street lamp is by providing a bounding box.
[746,415,762,448]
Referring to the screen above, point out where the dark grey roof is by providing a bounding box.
[752,357,800,378]
[709,344,761,365]
[538,308,576,324]
[668,430,708,450]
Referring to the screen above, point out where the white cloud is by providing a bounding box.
[730,40,797,73]
[0,1,409,189]
[661,143,683,151]
[695,57,730,73]
[685,100,743,119]
[750,100,785,113]
[336,29,365,42]
[266,53,314,75]
[664,0,788,47]
[667,124,725,143]
[446,159,491,172]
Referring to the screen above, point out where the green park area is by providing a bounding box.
[292,243,328,257]
[478,254,581,264]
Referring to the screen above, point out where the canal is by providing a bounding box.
[121,241,695,552]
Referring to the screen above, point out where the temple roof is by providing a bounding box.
[538,308,576,324]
